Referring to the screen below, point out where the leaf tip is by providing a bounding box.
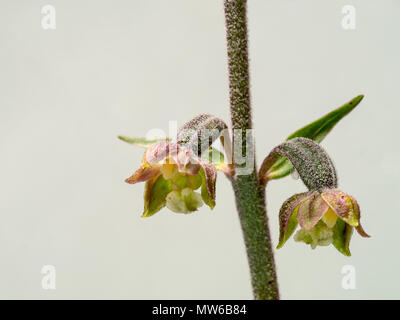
[118,135,129,143]
[353,94,364,104]
[141,210,152,218]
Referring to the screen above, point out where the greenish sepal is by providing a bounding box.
[142,175,172,217]
[277,205,299,249]
[332,219,354,256]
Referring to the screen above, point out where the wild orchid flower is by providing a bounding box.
[120,114,230,217]
[259,137,369,256]
[277,188,369,256]
[124,141,217,216]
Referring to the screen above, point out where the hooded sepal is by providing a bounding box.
[259,137,337,190]
[177,114,228,156]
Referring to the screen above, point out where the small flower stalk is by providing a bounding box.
[259,137,369,256]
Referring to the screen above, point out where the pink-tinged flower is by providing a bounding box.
[277,188,369,256]
[125,141,217,217]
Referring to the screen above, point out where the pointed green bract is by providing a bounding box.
[118,136,170,147]
[264,95,363,181]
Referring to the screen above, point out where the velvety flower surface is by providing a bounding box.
[125,141,217,217]
[277,188,369,256]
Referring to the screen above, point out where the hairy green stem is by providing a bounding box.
[224,0,279,300]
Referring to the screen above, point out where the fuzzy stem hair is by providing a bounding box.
[223,0,279,300]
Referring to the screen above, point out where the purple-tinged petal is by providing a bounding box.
[125,166,160,184]
[297,192,329,231]
[144,141,172,165]
[175,147,201,175]
[321,189,359,227]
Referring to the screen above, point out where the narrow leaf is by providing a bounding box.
[118,136,170,148]
[287,95,363,142]
[264,95,363,182]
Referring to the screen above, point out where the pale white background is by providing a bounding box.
[0,0,399,299]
